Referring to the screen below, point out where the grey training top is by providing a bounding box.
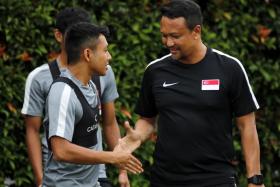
[43,69,113,187]
[21,61,118,178]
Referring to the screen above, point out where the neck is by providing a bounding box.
[68,62,91,86]
[181,42,207,64]
[58,50,68,68]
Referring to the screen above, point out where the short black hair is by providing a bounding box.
[55,7,91,35]
[64,22,109,65]
[160,0,203,30]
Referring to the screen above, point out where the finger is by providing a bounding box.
[130,155,143,168]
[126,157,143,173]
[124,165,139,174]
[121,158,141,174]
[125,163,143,174]
[129,160,143,173]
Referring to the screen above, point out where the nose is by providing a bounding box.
[166,37,174,47]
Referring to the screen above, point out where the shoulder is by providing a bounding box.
[25,63,52,89]
[24,63,52,94]
[211,48,246,72]
[26,63,50,81]
[145,54,172,72]
[49,81,75,102]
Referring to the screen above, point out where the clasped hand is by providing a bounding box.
[113,121,142,174]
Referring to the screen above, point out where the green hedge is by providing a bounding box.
[0,0,279,186]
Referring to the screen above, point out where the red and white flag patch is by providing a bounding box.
[201,79,220,90]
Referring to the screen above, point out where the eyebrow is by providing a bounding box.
[161,32,180,35]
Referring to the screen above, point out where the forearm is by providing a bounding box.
[103,118,120,150]
[26,129,43,185]
[24,117,43,186]
[101,102,121,150]
[51,137,115,164]
[237,113,262,177]
[240,125,261,177]
[135,117,155,143]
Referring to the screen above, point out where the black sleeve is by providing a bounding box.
[135,68,158,118]
[229,61,259,117]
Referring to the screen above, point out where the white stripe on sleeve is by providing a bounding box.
[21,64,49,114]
[146,54,171,69]
[213,49,259,109]
[56,85,72,137]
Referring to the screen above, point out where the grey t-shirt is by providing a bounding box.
[43,69,115,187]
[21,61,118,178]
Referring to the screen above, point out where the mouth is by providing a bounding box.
[169,48,178,54]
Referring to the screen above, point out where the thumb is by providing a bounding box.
[124,121,133,134]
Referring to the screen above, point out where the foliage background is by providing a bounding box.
[0,0,279,186]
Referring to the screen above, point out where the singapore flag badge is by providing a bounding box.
[201,79,220,90]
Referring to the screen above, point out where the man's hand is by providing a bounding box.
[115,121,142,153]
[111,149,143,174]
[118,170,130,187]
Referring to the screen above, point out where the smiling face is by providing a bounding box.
[89,34,111,76]
[160,16,200,63]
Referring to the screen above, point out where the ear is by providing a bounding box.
[192,25,201,40]
[54,29,63,43]
[83,48,91,62]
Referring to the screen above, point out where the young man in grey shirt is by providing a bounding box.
[42,22,142,187]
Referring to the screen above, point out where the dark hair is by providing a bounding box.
[160,0,203,30]
[64,22,109,65]
[55,7,91,35]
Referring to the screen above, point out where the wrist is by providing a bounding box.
[247,174,264,185]
[106,152,116,164]
[248,172,262,178]
[137,132,147,143]
[119,169,127,174]
[35,174,43,187]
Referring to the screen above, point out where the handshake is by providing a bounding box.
[112,121,143,174]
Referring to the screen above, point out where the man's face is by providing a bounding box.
[160,16,197,62]
[90,35,111,76]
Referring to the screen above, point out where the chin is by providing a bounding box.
[171,54,180,60]
[99,70,106,76]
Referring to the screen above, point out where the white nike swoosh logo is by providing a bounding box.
[163,82,179,87]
